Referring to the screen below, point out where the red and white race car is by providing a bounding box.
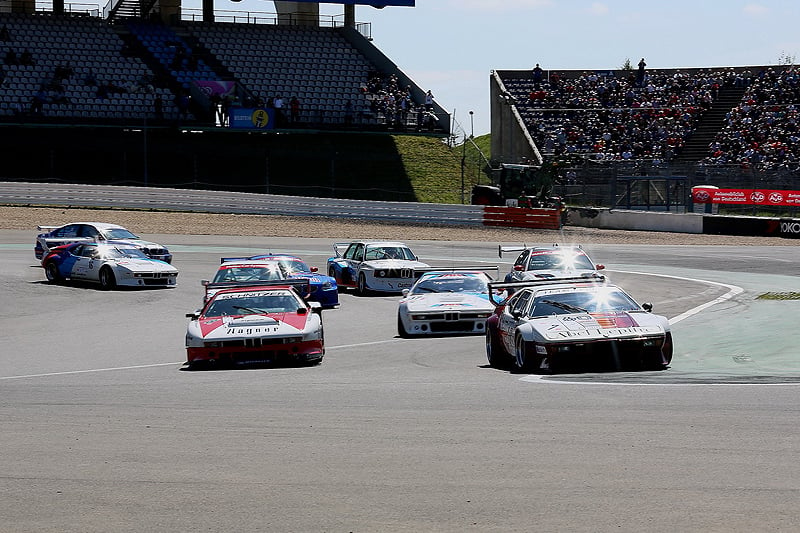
[185,280,324,369]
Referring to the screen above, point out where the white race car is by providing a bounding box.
[485,276,672,373]
[42,242,178,289]
[185,280,324,369]
[35,222,172,263]
[397,269,499,337]
[327,241,429,295]
[500,244,604,282]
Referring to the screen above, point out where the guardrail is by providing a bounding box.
[0,181,565,230]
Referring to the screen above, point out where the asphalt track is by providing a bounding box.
[2,231,800,532]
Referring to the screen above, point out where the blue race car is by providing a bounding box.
[220,254,339,308]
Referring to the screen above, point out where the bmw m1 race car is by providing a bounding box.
[222,254,339,308]
[485,276,672,373]
[203,259,286,302]
[500,244,604,282]
[397,269,499,337]
[327,241,429,295]
[42,242,178,289]
[35,222,172,263]
[185,279,324,369]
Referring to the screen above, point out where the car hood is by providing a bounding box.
[531,311,667,342]
[110,258,178,272]
[364,259,429,269]
[404,292,493,312]
[195,313,308,340]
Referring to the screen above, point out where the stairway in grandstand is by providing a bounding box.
[673,86,745,163]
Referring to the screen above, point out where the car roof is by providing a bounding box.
[219,260,283,267]
[61,222,128,230]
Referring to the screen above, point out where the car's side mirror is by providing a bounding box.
[401,289,410,297]
[511,309,522,319]
[596,264,605,270]
[310,266,318,272]
[200,279,209,286]
[514,265,524,271]
[642,302,653,312]
[185,311,200,320]
[297,307,308,315]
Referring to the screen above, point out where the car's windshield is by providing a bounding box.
[103,246,148,259]
[102,228,139,240]
[213,265,283,283]
[364,245,414,261]
[411,275,487,294]
[528,252,594,271]
[277,259,309,274]
[204,291,300,317]
[529,288,640,317]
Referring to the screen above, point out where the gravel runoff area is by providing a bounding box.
[0,205,792,246]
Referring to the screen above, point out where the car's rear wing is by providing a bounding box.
[204,279,311,298]
[487,274,607,306]
[37,225,59,232]
[332,242,350,258]
[498,243,583,258]
[414,266,501,279]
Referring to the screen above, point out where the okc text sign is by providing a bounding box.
[692,188,800,206]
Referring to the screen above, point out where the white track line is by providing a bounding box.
[0,339,403,380]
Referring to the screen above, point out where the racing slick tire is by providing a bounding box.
[356,273,369,296]
[397,314,412,338]
[98,266,117,290]
[514,334,546,374]
[44,261,63,284]
[485,328,510,369]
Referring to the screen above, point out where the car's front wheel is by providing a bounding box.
[397,314,412,338]
[514,334,542,373]
[98,267,116,290]
[356,273,369,296]
[44,261,63,284]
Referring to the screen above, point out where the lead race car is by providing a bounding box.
[185,279,324,369]
[42,242,178,289]
[397,268,500,337]
[485,276,672,373]
[327,241,429,295]
[35,222,172,263]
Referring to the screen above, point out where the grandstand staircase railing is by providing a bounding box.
[103,0,158,21]
[674,86,746,163]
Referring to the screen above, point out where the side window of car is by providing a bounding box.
[79,225,99,238]
[511,291,532,316]
[71,244,84,256]
[514,251,528,268]
[55,224,79,238]
[354,244,365,262]
[343,243,358,260]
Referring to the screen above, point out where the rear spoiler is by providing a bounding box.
[332,242,350,257]
[204,279,311,298]
[414,266,501,280]
[37,225,59,232]
[498,243,582,258]
[487,274,607,306]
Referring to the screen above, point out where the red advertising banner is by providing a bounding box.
[691,187,800,206]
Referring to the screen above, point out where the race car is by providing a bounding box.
[185,279,324,369]
[41,242,178,289]
[35,222,172,263]
[485,276,672,373]
[203,259,286,302]
[221,254,339,308]
[500,244,604,282]
[327,241,429,295]
[397,269,499,337]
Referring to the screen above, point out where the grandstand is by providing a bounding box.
[0,1,451,201]
[490,65,800,211]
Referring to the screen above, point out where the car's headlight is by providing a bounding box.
[321,281,333,290]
